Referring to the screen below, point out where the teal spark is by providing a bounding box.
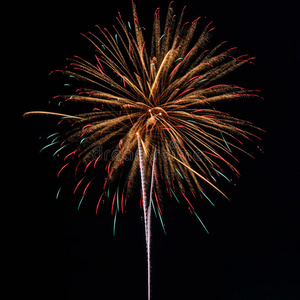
[46,132,59,140]
[80,138,87,145]
[201,190,215,207]
[158,211,166,235]
[78,197,84,210]
[220,132,232,153]
[56,187,62,200]
[175,168,184,179]
[151,197,158,218]
[170,187,180,203]
[39,141,59,153]
[53,144,69,156]
[193,210,209,234]
[116,186,120,212]
[113,210,117,236]
[212,167,232,183]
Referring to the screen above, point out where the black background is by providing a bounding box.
[13,0,299,299]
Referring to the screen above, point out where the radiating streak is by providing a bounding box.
[46,132,60,140]
[148,50,173,101]
[149,149,157,208]
[78,197,84,210]
[56,187,62,200]
[170,187,180,203]
[39,141,60,153]
[192,210,209,234]
[23,111,84,119]
[168,153,229,201]
[211,167,232,183]
[113,210,118,236]
[158,209,166,235]
[53,144,69,157]
[201,190,215,206]
[220,131,232,153]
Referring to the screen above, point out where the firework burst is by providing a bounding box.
[25,2,262,298]
[25,1,261,230]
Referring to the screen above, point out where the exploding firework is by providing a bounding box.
[24,2,262,298]
[25,1,261,231]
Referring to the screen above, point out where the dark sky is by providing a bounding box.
[15,0,299,299]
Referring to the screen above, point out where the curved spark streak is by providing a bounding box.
[168,153,230,201]
[23,111,83,119]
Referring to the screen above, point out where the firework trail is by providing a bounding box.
[24,1,262,299]
[137,133,154,300]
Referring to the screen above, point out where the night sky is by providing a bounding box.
[15,0,299,299]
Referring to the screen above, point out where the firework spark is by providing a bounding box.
[24,2,262,299]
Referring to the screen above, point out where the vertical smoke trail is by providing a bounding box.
[147,148,156,300]
[146,200,151,300]
[137,133,153,300]
[137,133,148,234]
